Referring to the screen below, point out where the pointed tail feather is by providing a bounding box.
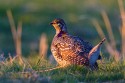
[98,38,106,46]
[88,38,106,59]
[88,38,106,70]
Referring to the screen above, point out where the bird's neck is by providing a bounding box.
[55,26,68,35]
[56,30,68,37]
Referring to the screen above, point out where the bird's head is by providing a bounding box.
[50,18,67,34]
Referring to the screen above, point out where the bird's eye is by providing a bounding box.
[57,23,62,27]
[57,23,61,26]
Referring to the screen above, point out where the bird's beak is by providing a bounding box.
[50,22,53,25]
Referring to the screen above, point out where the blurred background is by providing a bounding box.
[0,0,124,58]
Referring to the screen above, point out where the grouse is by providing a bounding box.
[50,18,104,69]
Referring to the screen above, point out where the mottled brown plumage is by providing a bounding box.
[50,18,95,67]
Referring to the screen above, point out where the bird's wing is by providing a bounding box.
[72,36,93,56]
[60,35,93,65]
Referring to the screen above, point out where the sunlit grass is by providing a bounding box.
[0,55,124,82]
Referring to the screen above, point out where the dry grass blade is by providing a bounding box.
[101,11,116,50]
[6,10,17,44]
[17,21,22,40]
[92,19,106,39]
[121,26,125,59]
[118,0,125,60]
[7,10,23,65]
[36,65,65,73]
[17,21,23,65]
[118,0,125,24]
[39,33,48,59]
[9,54,13,64]
[16,21,22,56]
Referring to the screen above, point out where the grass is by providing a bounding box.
[0,55,124,83]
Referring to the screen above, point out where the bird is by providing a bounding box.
[50,18,104,69]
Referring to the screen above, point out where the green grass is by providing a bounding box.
[0,55,124,83]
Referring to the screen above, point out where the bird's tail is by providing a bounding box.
[88,38,106,59]
[98,38,106,46]
[88,38,106,70]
